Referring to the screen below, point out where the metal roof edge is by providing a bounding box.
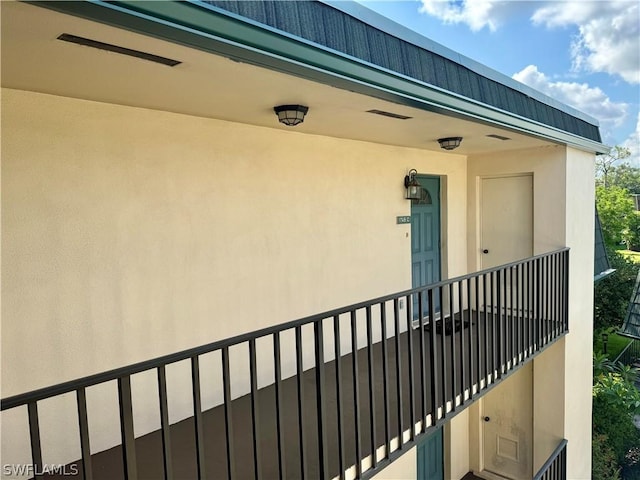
[594,269,616,283]
[320,0,600,127]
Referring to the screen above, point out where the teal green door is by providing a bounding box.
[411,176,441,316]
[417,427,443,480]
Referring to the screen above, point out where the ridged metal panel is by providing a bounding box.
[204,0,601,142]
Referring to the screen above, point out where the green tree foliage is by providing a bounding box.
[597,163,640,194]
[627,212,640,251]
[593,433,622,480]
[594,248,639,331]
[596,146,632,189]
[593,354,640,478]
[593,372,640,465]
[597,185,636,248]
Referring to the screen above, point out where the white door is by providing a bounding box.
[481,363,533,479]
[479,174,534,479]
[480,175,533,269]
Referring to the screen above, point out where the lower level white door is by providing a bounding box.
[481,363,533,479]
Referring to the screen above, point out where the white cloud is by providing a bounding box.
[419,1,639,84]
[623,113,640,167]
[532,1,639,84]
[513,65,628,140]
[418,0,517,32]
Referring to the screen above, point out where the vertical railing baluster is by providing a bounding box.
[483,274,489,383]
[491,271,500,381]
[510,266,515,366]
[428,289,438,423]
[249,340,262,480]
[156,367,173,480]
[458,280,466,401]
[332,316,345,477]
[504,268,510,368]
[295,326,307,480]
[405,297,416,442]
[515,264,521,363]
[381,302,391,458]
[394,297,404,447]
[529,259,534,354]
[546,256,551,344]
[449,282,457,409]
[553,254,557,338]
[543,256,548,345]
[552,253,558,339]
[439,285,447,413]
[222,347,236,480]
[564,250,570,332]
[273,333,286,479]
[523,261,529,355]
[117,376,138,480]
[467,278,473,398]
[76,388,93,480]
[314,320,328,479]
[191,356,206,480]
[536,257,542,351]
[474,276,480,393]
[350,311,362,477]
[417,292,427,431]
[366,305,377,466]
[28,402,43,480]
[497,270,504,377]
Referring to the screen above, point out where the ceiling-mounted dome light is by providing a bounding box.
[273,105,309,126]
[437,137,463,150]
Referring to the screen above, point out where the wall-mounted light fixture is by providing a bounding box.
[273,104,309,126]
[404,169,421,200]
[438,137,463,150]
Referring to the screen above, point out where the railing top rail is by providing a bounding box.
[1,247,569,411]
[533,439,568,480]
[613,337,640,363]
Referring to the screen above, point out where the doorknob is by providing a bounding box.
[482,249,489,254]
[484,416,490,422]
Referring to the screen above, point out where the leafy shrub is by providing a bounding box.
[593,433,621,480]
[594,248,639,331]
[593,396,639,465]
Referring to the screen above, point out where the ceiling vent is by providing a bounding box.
[367,109,412,120]
[486,134,511,141]
[57,33,181,67]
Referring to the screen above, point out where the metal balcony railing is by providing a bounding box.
[533,439,568,480]
[614,337,640,366]
[1,248,569,480]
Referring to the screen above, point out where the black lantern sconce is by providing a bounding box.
[438,137,463,150]
[404,169,421,201]
[273,104,309,126]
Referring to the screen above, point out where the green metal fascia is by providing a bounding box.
[29,0,607,154]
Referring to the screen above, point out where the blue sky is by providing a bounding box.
[357,0,640,165]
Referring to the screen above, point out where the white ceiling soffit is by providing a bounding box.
[1,1,558,155]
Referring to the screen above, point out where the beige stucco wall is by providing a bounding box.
[562,147,595,479]
[445,410,469,479]
[370,446,417,480]
[1,88,468,466]
[2,88,594,477]
[462,146,594,479]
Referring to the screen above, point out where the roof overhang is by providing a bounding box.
[4,0,607,155]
